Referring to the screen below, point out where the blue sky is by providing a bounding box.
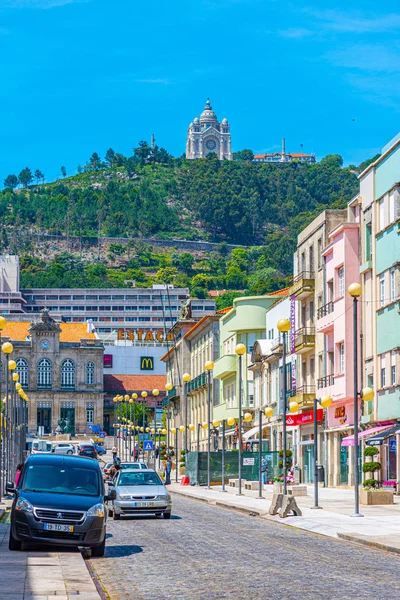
[0,0,399,182]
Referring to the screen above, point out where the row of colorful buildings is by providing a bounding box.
[162,133,400,488]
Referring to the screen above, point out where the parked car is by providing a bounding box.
[52,443,75,455]
[120,462,148,470]
[103,462,113,479]
[94,444,106,456]
[108,469,171,520]
[78,444,97,459]
[31,440,52,454]
[7,454,116,556]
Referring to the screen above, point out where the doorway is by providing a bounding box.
[303,444,314,483]
[60,407,75,436]
[37,408,51,435]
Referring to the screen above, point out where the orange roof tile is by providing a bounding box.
[216,306,233,315]
[104,374,166,393]
[1,321,96,343]
[268,286,291,297]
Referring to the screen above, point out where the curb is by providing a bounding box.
[169,488,268,517]
[338,533,400,555]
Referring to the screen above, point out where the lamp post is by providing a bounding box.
[165,382,173,450]
[132,393,138,456]
[0,316,6,496]
[141,391,148,459]
[2,342,13,484]
[205,361,214,489]
[152,389,160,468]
[277,319,290,495]
[182,373,191,456]
[312,396,332,509]
[235,343,246,496]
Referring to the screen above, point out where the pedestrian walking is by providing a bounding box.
[155,445,159,459]
[112,446,118,465]
[133,444,139,461]
[15,464,23,487]
[165,456,172,485]
[261,456,268,485]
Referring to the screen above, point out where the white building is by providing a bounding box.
[186,99,232,160]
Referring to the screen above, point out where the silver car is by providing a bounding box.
[109,469,171,520]
[52,443,75,455]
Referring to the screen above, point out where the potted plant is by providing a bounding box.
[360,446,393,505]
[179,449,186,475]
[383,480,397,492]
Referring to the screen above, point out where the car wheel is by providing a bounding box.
[108,508,113,518]
[67,450,73,455]
[91,538,105,558]
[163,512,171,520]
[155,514,162,519]
[112,510,121,521]
[9,529,22,551]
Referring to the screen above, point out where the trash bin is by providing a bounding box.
[317,465,325,483]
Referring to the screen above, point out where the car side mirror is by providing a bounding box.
[108,481,114,487]
[6,482,16,494]
[106,489,116,502]
[51,448,55,452]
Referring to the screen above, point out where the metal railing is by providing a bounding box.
[294,327,315,347]
[289,385,316,397]
[317,301,334,319]
[317,375,335,389]
[187,372,207,393]
[291,270,315,284]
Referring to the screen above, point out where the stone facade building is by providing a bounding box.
[1,311,104,435]
[186,99,232,160]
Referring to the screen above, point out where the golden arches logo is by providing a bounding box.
[141,357,154,370]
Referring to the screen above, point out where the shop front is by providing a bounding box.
[325,399,356,487]
[365,424,400,485]
[287,409,324,485]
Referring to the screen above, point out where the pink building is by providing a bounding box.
[316,220,360,486]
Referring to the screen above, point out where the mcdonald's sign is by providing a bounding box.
[140,357,154,371]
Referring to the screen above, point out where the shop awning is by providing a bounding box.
[365,425,400,446]
[243,419,270,440]
[341,425,394,447]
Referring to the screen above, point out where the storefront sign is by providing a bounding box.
[140,356,154,371]
[104,354,113,368]
[327,400,355,429]
[290,294,296,390]
[118,328,175,343]
[286,409,323,427]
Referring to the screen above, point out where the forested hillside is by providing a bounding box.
[0,143,365,305]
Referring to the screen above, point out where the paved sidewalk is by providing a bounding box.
[0,521,101,600]
[168,482,400,553]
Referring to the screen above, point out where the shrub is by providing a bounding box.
[362,461,381,473]
[364,446,379,457]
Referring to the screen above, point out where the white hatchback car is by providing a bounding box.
[52,443,75,455]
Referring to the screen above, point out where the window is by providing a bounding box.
[37,359,52,389]
[86,407,94,424]
[391,353,396,387]
[338,266,344,297]
[365,224,372,261]
[379,197,386,230]
[381,356,386,388]
[86,362,95,385]
[390,269,395,301]
[379,273,385,307]
[16,358,29,387]
[339,343,345,374]
[301,252,306,272]
[317,238,322,268]
[247,332,256,353]
[389,190,395,223]
[61,359,75,389]
[309,244,314,274]
[310,301,314,323]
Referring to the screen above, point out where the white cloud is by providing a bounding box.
[326,43,400,73]
[308,10,400,34]
[4,0,87,9]
[278,28,313,39]
[135,79,172,85]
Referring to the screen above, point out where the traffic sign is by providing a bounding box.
[143,440,154,451]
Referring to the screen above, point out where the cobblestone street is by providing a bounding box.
[90,496,400,600]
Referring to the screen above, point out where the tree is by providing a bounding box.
[133,141,151,165]
[154,267,178,284]
[178,252,194,273]
[320,154,343,169]
[18,167,33,187]
[3,174,18,189]
[89,152,103,170]
[61,166,67,178]
[105,148,116,167]
[233,149,254,161]
[34,169,44,184]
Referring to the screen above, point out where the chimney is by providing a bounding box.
[282,138,286,156]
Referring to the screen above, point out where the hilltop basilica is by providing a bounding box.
[186,99,232,160]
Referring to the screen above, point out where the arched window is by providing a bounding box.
[86,362,95,385]
[37,358,52,389]
[61,359,75,389]
[16,358,29,388]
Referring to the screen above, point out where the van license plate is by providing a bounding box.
[44,523,74,532]
[134,502,154,507]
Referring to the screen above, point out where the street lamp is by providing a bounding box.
[349,283,362,516]
[235,343,246,496]
[182,373,191,455]
[165,382,173,450]
[2,342,13,483]
[277,318,290,495]
[152,388,159,453]
[311,395,332,509]
[205,360,214,489]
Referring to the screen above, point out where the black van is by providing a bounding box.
[7,453,116,556]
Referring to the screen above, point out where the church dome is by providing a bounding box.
[222,118,228,124]
[200,98,217,122]
[193,117,199,123]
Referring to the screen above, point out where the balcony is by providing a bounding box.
[265,337,290,362]
[289,385,316,408]
[317,375,335,390]
[161,386,179,407]
[317,301,335,333]
[187,372,207,393]
[289,271,315,300]
[294,327,315,354]
[213,355,237,380]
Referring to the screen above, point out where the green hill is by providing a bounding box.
[0,146,361,306]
